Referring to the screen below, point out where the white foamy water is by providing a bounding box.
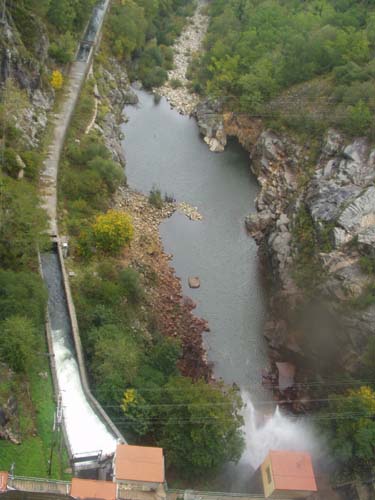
[52,330,117,457]
[240,391,321,470]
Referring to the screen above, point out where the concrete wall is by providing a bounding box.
[56,239,125,444]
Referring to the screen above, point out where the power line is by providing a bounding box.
[107,411,375,425]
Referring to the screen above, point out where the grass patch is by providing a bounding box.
[0,342,70,479]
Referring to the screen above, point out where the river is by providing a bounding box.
[122,90,319,490]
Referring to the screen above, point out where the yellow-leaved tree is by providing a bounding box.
[92,209,134,254]
[51,70,63,90]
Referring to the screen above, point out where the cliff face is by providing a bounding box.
[196,102,375,392]
[1,9,53,149]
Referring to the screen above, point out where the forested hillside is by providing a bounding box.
[103,0,196,87]
[0,0,98,477]
[191,0,375,136]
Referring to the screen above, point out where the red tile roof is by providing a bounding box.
[70,478,116,500]
[115,445,164,483]
[269,450,317,492]
[0,472,8,492]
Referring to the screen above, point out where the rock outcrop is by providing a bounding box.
[1,10,53,148]
[196,99,375,388]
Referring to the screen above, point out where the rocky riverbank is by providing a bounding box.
[155,0,209,115]
[195,101,375,405]
[114,187,211,380]
[94,57,212,381]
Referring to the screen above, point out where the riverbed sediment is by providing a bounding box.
[114,187,212,380]
[156,0,209,115]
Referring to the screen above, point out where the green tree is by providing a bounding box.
[107,0,147,59]
[121,388,153,436]
[345,100,372,136]
[0,316,40,372]
[93,332,141,404]
[158,377,244,476]
[48,0,76,31]
[321,386,375,472]
[0,176,48,269]
[0,270,46,325]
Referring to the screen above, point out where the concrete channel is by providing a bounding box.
[39,0,125,474]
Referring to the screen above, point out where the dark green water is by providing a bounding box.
[122,90,267,390]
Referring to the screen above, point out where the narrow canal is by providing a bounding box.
[122,91,319,490]
[41,252,117,459]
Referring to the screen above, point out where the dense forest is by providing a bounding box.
[189,0,375,137]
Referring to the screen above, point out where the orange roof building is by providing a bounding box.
[261,450,317,498]
[70,478,116,500]
[114,445,165,488]
[0,472,8,492]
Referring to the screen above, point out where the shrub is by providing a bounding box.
[2,148,20,178]
[148,186,163,208]
[345,100,373,136]
[359,255,375,274]
[142,67,168,89]
[170,78,183,89]
[0,316,39,372]
[118,268,144,304]
[51,70,63,90]
[49,32,76,64]
[21,150,43,182]
[88,157,125,193]
[92,210,134,254]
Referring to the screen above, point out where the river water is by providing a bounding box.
[123,91,267,388]
[122,91,319,490]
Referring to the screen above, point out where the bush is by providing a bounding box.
[359,255,375,274]
[92,210,134,254]
[351,283,375,309]
[21,150,43,182]
[148,186,163,208]
[118,268,144,304]
[170,78,183,89]
[49,32,76,64]
[88,157,125,193]
[0,270,47,326]
[0,316,39,372]
[51,70,63,90]
[142,67,168,88]
[345,100,373,136]
[2,148,20,178]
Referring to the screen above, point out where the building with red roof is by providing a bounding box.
[113,445,165,491]
[70,478,116,500]
[0,472,8,493]
[261,450,317,498]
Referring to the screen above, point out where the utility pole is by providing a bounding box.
[9,463,14,480]
[1,1,6,23]
[48,394,63,477]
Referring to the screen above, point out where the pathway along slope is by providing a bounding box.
[39,0,124,466]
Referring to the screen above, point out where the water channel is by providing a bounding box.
[41,252,117,460]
